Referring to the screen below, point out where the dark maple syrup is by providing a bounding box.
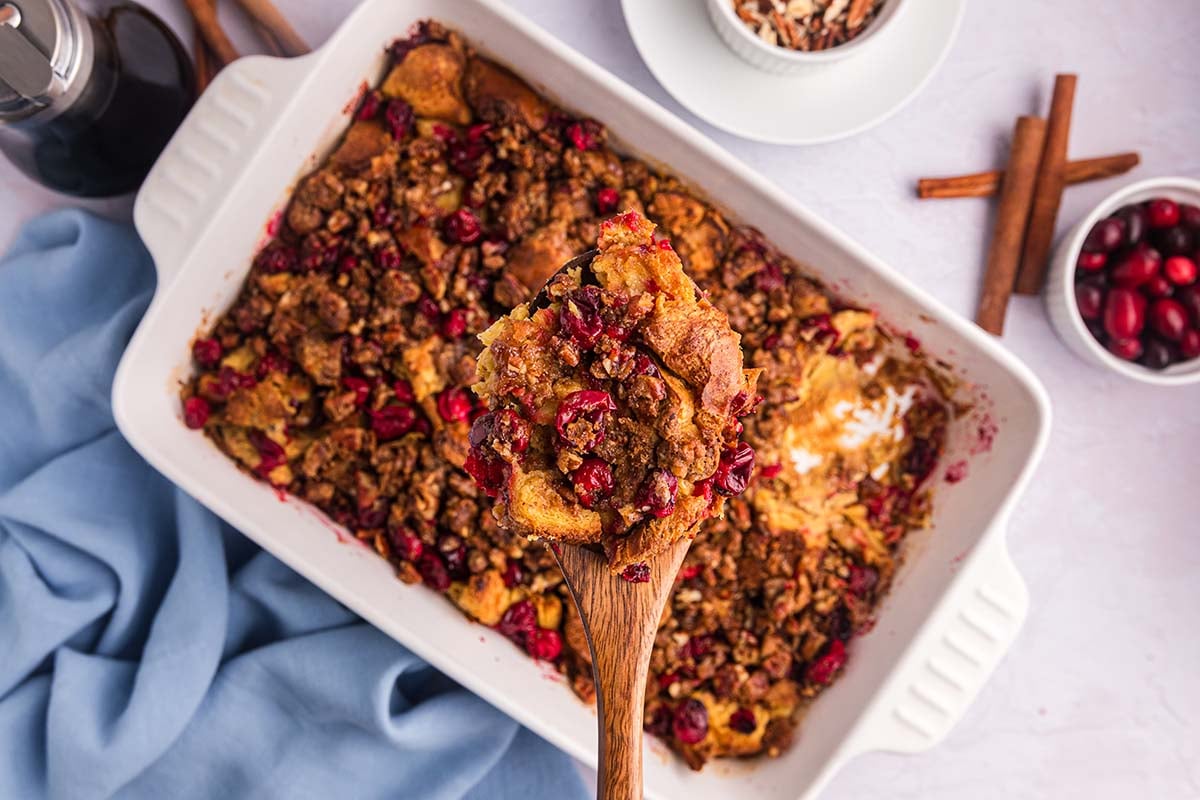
[0,1,194,197]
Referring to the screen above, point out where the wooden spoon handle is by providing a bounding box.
[555,540,690,800]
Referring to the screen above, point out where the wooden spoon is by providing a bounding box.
[528,250,690,799]
[554,539,691,800]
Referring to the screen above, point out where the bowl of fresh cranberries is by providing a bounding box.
[1047,177,1200,385]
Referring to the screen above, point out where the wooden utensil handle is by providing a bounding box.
[555,540,690,800]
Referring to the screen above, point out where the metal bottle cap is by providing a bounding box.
[0,0,92,121]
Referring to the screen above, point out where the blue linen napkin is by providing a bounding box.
[0,210,588,800]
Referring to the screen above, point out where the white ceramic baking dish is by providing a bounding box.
[112,1,1050,798]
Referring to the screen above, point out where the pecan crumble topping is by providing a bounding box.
[179,19,949,770]
[732,0,886,52]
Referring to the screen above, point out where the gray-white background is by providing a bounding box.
[2,2,1197,798]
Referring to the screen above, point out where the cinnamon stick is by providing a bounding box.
[183,0,240,66]
[193,26,211,94]
[233,0,310,56]
[917,151,1139,199]
[975,116,1047,335]
[1014,74,1077,295]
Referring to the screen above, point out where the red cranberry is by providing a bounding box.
[440,308,469,339]
[338,254,358,274]
[596,187,620,214]
[571,458,614,509]
[498,599,538,642]
[635,469,678,518]
[447,129,490,178]
[389,23,430,62]
[255,243,298,273]
[621,563,650,583]
[759,463,783,479]
[192,337,222,367]
[1180,329,1200,360]
[1082,217,1125,253]
[492,408,530,453]
[1155,225,1195,257]
[444,208,482,244]
[807,639,847,684]
[1146,198,1180,229]
[393,379,415,403]
[436,388,473,423]
[658,239,673,252]
[565,119,602,151]
[1076,251,1106,272]
[384,99,414,140]
[1164,256,1197,286]
[343,376,371,406]
[1145,275,1174,298]
[559,286,604,348]
[417,296,442,324]
[357,90,381,120]
[464,450,509,499]
[671,699,709,744]
[847,565,879,595]
[678,564,702,581]
[255,352,291,381]
[1140,338,1174,370]
[183,396,210,429]
[555,390,616,450]
[1103,288,1147,340]
[1110,245,1162,288]
[645,706,672,737]
[1106,337,1143,361]
[729,708,757,734]
[1178,285,1200,326]
[417,552,450,591]
[375,248,402,270]
[526,628,563,661]
[502,560,524,588]
[632,353,660,378]
[372,202,395,228]
[1074,282,1104,320]
[358,503,389,529]
[712,442,756,497]
[682,634,712,660]
[753,262,786,292]
[389,528,424,562]
[211,366,255,400]
[1150,298,1189,341]
[1116,205,1148,245]
[1181,204,1200,229]
[249,431,287,478]
[371,404,417,440]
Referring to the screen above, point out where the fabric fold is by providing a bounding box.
[0,210,587,800]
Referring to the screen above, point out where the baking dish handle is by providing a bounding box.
[844,524,1029,756]
[133,54,313,285]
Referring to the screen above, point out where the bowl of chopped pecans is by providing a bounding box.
[707,0,907,74]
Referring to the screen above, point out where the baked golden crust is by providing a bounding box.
[471,212,758,572]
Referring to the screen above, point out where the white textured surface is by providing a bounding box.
[2,2,1198,799]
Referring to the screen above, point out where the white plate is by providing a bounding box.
[621,0,966,145]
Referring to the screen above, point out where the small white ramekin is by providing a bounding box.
[706,0,908,75]
[1045,176,1200,387]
